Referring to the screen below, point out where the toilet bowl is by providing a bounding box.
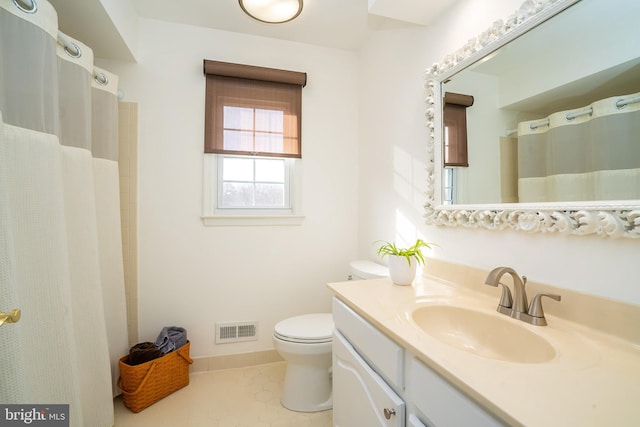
[273,260,388,412]
[273,313,334,412]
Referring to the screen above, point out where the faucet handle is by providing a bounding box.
[528,293,561,325]
[490,283,513,316]
[497,283,513,308]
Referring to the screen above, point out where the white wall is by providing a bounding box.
[100,0,139,59]
[99,18,360,357]
[358,0,640,306]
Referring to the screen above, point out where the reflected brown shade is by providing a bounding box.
[443,92,474,167]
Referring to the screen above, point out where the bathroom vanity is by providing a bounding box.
[333,297,503,427]
[328,260,640,427]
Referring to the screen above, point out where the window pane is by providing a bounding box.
[444,187,452,201]
[222,182,254,207]
[444,126,450,164]
[218,156,290,210]
[255,109,283,132]
[222,157,253,181]
[223,106,253,130]
[223,130,254,151]
[255,132,284,153]
[255,183,285,206]
[255,159,284,182]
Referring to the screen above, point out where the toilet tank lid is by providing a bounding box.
[350,260,389,279]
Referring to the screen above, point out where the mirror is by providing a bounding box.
[425,0,640,239]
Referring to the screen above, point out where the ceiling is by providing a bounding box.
[131,0,458,51]
[49,0,458,61]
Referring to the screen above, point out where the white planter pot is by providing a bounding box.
[388,255,418,286]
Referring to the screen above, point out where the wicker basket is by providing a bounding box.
[117,341,193,413]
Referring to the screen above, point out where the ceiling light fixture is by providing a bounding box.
[239,0,303,24]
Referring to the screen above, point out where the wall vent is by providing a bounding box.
[215,321,258,344]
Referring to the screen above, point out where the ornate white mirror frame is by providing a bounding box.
[424,0,640,239]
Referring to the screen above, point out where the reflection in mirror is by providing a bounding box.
[424,0,640,238]
[443,0,640,205]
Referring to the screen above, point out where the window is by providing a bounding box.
[218,155,290,210]
[442,167,455,205]
[202,60,306,225]
[222,105,286,156]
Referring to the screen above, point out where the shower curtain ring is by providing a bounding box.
[94,73,109,86]
[12,0,37,14]
[64,43,82,59]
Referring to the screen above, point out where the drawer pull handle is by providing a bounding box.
[383,407,396,419]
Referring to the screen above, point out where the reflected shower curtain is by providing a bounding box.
[499,136,518,203]
[517,92,640,202]
[0,1,128,425]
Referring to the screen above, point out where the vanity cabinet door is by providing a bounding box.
[408,357,506,427]
[333,330,405,427]
[332,297,404,389]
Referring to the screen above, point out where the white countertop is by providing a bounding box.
[327,275,640,427]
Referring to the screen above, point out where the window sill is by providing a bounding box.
[201,215,305,227]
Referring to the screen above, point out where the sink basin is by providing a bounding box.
[411,305,556,363]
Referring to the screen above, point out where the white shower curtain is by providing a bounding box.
[517,92,640,202]
[91,65,130,398]
[0,0,128,425]
[0,114,83,423]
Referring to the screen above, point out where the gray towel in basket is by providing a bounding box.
[155,326,187,354]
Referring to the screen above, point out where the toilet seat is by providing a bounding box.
[274,313,333,344]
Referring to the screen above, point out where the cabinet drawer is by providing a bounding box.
[333,330,405,427]
[332,297,404,389]
[408,357,506,427]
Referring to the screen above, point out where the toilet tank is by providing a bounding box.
[349,260,389,280]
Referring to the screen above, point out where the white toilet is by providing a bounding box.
[273,260,388,412]
[349,259,389,280]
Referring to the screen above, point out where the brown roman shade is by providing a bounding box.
[443,92,474,167]
[203,60,307,158]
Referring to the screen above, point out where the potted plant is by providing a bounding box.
[376,239,436,286]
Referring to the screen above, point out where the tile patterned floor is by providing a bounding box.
[114,362,333,427]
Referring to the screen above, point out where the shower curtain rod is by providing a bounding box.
[617,95,640,108]
[528,94,640,132]
[529,119,550,130]
[565,107,593,121]
[530,107,595,128]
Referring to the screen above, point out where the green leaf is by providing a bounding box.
[374,239,438,266]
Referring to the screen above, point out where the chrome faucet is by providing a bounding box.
[484,267,561,326]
